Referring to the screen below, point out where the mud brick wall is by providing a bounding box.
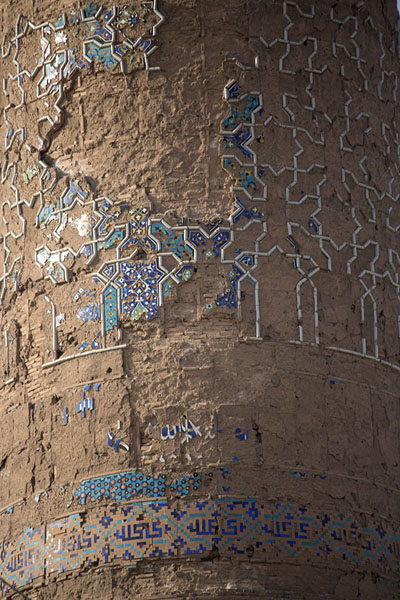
[0,1,399,598]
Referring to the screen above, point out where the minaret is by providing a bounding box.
[0,1,399,598]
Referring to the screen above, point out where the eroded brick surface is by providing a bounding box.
[0,1,399,598]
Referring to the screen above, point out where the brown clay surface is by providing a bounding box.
[0,1,399,598]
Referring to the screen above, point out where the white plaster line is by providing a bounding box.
[42,344,127,369]
[289,340,400,374]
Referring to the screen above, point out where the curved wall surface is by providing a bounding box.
[0,1,399,598]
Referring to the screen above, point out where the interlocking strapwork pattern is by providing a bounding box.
[1,1,399,367]
[219,0,400,363]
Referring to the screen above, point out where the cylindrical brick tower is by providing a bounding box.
[0,1,399,598]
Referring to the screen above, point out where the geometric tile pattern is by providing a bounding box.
[0,2,165,301]
[2,1,400,370]
[0,526,46,591]
[1,499,399,594]
[217,30,400,355]
[104,285,118,330]
[75,470,201,504]
[31,78,265,338]
[217,47,400,355]
[36,192,253,358]
[116,261,164,321]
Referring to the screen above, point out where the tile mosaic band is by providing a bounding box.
[1,497,399,595]
[76,470,201,503]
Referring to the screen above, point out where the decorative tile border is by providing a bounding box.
[76,470,201,503]
[0,498,399,594]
